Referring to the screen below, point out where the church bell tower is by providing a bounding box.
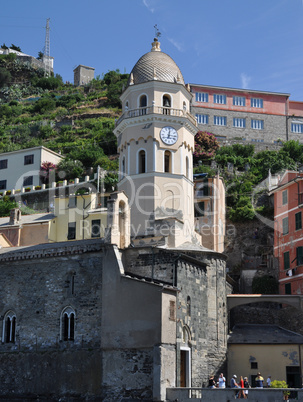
[114,38,201,248]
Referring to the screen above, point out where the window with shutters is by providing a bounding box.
[284,251,290,270]
[297,246,303,266]
[295,212,302,231]
[282,217,289,235]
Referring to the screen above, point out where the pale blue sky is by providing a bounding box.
[1,0,303,100]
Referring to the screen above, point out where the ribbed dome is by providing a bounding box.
[127,39,185,87]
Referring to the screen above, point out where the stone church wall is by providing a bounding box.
[124,247,228,389]
[0,243,104,398]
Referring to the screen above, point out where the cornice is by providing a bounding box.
[0,240,108,262]
[114,113,197,137]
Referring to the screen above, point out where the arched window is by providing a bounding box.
[163,94,171,115]
[125,101,129,111]
[187,296,191,316]
[138,150,146,174]
[61,307,75,341]
[139,95,147,115]
[3,310,16,343]
[183,101,187,111]
[164,151,171,173]
[186,156,190,178]
[122,156,126,176]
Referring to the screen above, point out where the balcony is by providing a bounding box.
[115,105,197,128]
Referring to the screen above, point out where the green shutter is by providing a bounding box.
[297,247,303,265]
[282,217,289,235]
[295,212,302,231]
[284,252,290,270]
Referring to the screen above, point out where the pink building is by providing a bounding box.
[190,84,303,144]
[271,170,303,294]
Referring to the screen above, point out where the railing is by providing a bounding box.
[166,387,303,401]
[115,105,197,127]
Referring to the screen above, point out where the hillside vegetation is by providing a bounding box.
[1,53,303,222]
[0,53,128,174]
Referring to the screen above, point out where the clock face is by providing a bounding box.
[160,126,178,145]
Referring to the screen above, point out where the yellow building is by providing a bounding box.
[49,192,109,242]
[228,324,303,388]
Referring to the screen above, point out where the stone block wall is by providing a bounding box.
[192,106,288,143]
[124,247,228,390]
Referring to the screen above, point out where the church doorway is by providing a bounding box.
[180,347,191,387]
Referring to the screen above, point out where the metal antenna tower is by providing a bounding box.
[43,18,51,77]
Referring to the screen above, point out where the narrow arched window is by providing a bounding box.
[138,150,146,173]
[186,156,190,178]
[183,101,187,111]
[163,95,171,115]
[61,307,75,341]
[122,156,126,176]
[187,296,191,316]
[139,95,147,115]
[125,101,129,111]
[164,151,171,173]
[3,311,16,343]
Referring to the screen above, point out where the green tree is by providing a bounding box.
[37,51,44,60]
[0,196,17,217]
[56,159,84,181]
[10,44,21,52]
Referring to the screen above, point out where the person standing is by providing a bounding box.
[244,377,250,397]
[218,373,226,388]
[231,375,239,388]
[208,375,216,388]
[266,375,271,388]
[255,372,264,388]
[238,376,246,399]
[231,375,239,398]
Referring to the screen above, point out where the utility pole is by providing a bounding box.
[43,18,51,77]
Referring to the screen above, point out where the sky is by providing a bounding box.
[1,0,303,100]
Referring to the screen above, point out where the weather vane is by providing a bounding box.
[154,24,161,38]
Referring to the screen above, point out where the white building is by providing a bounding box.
[0,146,62,192]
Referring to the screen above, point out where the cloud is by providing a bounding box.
[241,73,251,89]
[142,0,155,13]
[167,37,184,52]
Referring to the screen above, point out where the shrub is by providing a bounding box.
[32,96,56,114]
[193,131,219,164]
[56,159,84,181]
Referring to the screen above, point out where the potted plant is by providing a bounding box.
[0,192,3,197]
[35,185,42,191]
[15,189,21,194]
[6,190,11,195]
[25,187,31,192]
[57,181,63,187]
